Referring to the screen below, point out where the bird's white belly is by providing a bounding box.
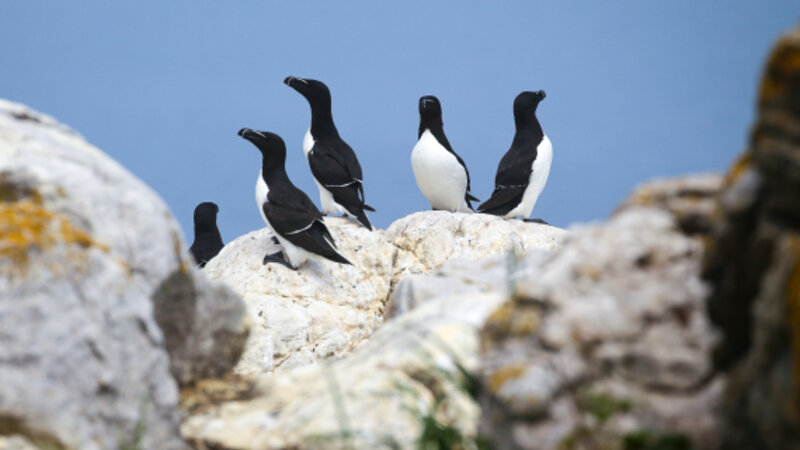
[506,135,552,218]
[302,128,314,156]
[411,130,471,213]
[304,129,347,215]
[255,170,269,225]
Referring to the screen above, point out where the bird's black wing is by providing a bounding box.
[309,140,372,210]
[477,145,537,215]
[262,196,350,264]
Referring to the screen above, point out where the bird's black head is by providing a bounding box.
[418,95,444,135]
[419,95,443,121]
[193,202,219,231]
[238,128,287,169]
[513,90,546,129]
[284,76,331,105]
[514,90,546,110]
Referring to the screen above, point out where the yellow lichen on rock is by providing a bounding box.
[487,364,526,394]
[0,198,98,270]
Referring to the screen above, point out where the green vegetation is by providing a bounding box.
[416,399,490,450]
[578,391,633,425]
[119,403,147,450]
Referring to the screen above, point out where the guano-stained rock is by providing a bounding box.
[203,218,416,375]
[206,212,567,376]
[385,211,565,273]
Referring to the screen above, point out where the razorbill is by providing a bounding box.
[190,202,224,268]
[283,76,374,229]
[478,90,552,220]
[238,128,351,269]
[411,95,478,212]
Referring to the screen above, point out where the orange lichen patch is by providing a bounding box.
[487,364,526,393]
[0,199,101,270]
[784,235,800,408]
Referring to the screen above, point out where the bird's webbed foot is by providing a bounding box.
[263,251,294,269]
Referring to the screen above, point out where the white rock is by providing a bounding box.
[207,211,567,376]
[0,99,247,449]
[204,218,413,374]
[385,211,565,273]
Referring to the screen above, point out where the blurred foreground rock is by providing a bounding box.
[181,285,504,449]
[207,212,565,375]
[703,25,800,449]
[615,173,723,236]
[478,208,720,449]
[0,100,247,449]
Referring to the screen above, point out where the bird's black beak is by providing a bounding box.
[284,76,309,91]
[537,90,547,101]
[238,128,253,139]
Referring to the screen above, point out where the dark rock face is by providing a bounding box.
[703,26,800,449]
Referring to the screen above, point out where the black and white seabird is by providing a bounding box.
[478,90,552,219]
[411,95,479,212]
[283,76,374,229]
[190,202,224,268]
[238,128,351,269]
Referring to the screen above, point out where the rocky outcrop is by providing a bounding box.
[478,208,720,449]
[615,174,723,236]
[703,25,800,449]
[207,212,566,375]
[182,208,720,449]
[0,100,247,449]
[203,219,416,375]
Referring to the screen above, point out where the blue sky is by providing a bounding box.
[1,2,797,243]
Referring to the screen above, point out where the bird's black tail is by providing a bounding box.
[465,192,480,211]
[477,186,525,216]
[324,249,352,265]
[306,221,353,265]
[350,206,372,230]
